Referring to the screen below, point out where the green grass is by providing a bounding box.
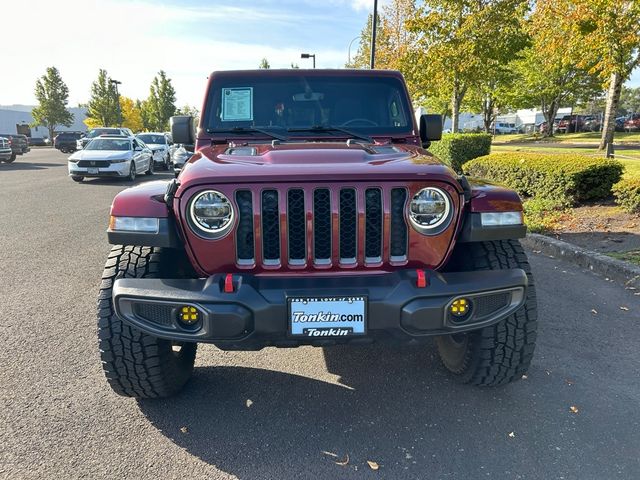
[607,250,640,266]
[492,131,640,145]
[490,144,640,180]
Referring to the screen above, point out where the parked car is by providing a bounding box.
[68,135,153,182]
[170,144,193,175]
[54,132,83,153]
[583,116,601,132]
[77,127,134,150]
[0,137,14,162]
[27,137,48,147]
[136,132,172,169]
[98,69,537,398]
[492,122,519,134]
[624,113,640,132]
[0,133,29,157]
[557,115,586,133]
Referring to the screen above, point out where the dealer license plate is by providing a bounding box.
[288,296,367,337]
[88,168,99,174]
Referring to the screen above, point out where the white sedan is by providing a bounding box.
[67,136,154,182]
[136,133,171,170]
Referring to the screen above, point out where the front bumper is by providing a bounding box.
[69,160,130,177]
[113,269,528,349]
[0,150,12,160]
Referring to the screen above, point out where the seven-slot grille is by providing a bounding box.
[234,186,409,268]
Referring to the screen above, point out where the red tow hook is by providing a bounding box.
[224,273,234,293]
[416,269,428,288]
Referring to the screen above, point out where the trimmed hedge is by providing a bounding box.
[463,153,624,205]
[613,178,640,213]
[429,133,492,173]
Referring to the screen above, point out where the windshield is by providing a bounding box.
[204,74,412,137]
[137,134,166,144]
[85,138,131,151]
[87,128,120,138]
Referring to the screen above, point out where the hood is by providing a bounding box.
[70,150,132,161]
[176,142,458,192]
[145,143,167,150]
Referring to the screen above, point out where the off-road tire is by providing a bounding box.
[97,245,197,398]
[437,239,538,386]
[71,175,84,182]
[6,153,16,163]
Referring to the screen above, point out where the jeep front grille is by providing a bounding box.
[235,185,409,269]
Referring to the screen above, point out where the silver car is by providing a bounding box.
[170,144,193,175]
[136,132,171,170]
[0,137,14,163]
[68,136,154,182]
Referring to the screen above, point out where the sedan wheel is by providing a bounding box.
[128,162,136,181]
[146,157,154,175]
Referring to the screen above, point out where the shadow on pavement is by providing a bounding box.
[75,172,174,187]
[0,162,65,170]
[137,344,569,479]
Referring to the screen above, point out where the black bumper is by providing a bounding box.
[112,269,528,350]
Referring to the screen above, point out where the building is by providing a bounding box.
[0,105,88,138]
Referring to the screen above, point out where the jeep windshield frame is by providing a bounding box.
[201,70,416,143]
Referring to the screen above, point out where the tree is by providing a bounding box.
[176,105,200,117]
[618,87,640,116]
[406,0,529,132]
[145,71,177,131]
[85,69,119,128]
[31,67,74,140]
[259,58,271,69]
[119,97,143,132]
[138,99,153,132]
[567,1,640,149]
[503,0,602,137]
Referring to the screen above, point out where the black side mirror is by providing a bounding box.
[419,114,443,148]
[170,116,196,145]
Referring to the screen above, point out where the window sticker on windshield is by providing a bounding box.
[221,87,253,122]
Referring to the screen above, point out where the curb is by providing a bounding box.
[521,233,640,289]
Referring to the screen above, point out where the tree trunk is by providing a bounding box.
[541,98,559,138]
[483,95,494,133]
[450,81,466,133]
[48,125,55,144]
[599,71,623,151]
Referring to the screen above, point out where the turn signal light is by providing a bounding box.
[179,306,200,325]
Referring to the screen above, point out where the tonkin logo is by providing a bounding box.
[304,328,352,337]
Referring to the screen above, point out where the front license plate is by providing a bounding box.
[288,296,367,337]
[88,168,99,174]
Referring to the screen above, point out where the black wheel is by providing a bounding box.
[128,161,136,181]
[98,245,197,398]
[437,240,538,386]
[146,157,154,175]
[71,175,84,182]
[6,153,16,163]
[164,152,171,170]
[60,147,67,154]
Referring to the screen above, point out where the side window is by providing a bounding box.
[132,140,140,150]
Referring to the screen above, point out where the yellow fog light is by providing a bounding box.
[450,298,471,319]
[179,306,200,325]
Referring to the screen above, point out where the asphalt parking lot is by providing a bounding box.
[1,148,639,479]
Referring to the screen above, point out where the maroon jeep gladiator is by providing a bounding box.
[99,69,537,398]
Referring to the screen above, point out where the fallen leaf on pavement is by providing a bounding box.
[591,309,597,315]
[620,306,629,311]
[565,379,574,385]
[336,454,350,466]
[180,426,188,434]
[521,374,528,379]
[246,399,253,408]
[322,451,338,458]
[367,460,379,470]
[508,432,515,438]
[570,406,579,414]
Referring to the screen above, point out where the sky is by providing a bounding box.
[0,0,375,108]
[0,0,638,109]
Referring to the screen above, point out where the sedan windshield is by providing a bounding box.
[85,139,131,151]
[204,74,412,138]
[137,134,166,144]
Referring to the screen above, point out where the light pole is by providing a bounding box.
[370,0,378,69]
[347,35,361,65]
[110,79,122,126]
[301,53,316,68]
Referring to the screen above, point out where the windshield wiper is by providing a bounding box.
[206,127,288,142]
[287,125,373,144]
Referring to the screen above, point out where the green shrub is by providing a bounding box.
[463,152,623,204]
[523,198,570,233]
[429,133,492,173]
[613,178,640,213]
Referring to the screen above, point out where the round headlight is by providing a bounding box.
[409,187,451,233]
[190,190,234,237]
